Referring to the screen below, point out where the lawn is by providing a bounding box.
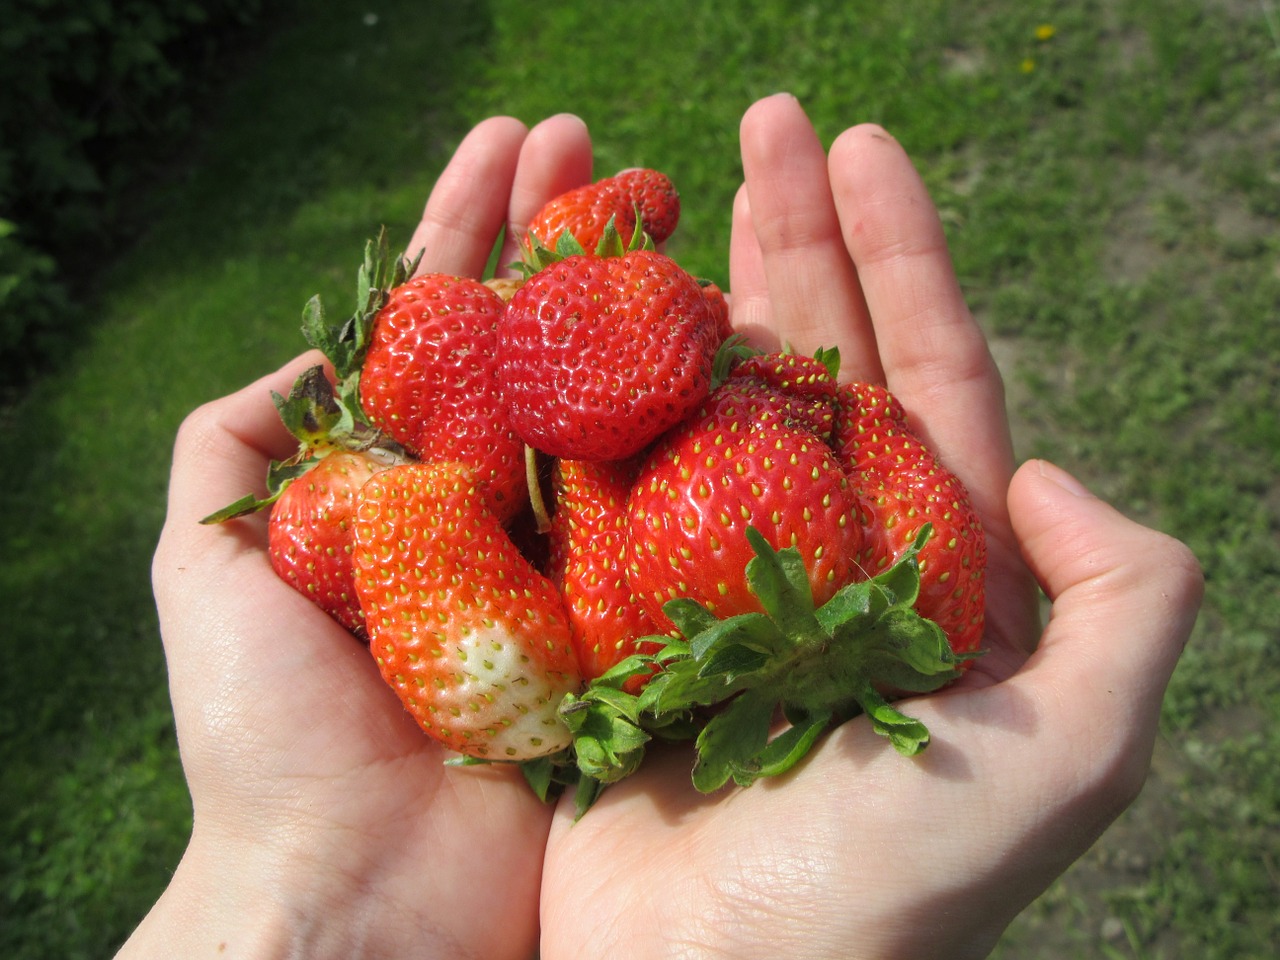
[2,1,1277,957]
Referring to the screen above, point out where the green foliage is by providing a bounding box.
[0,219,74,393]
[0,0,267,385]
[1,0,1276,957]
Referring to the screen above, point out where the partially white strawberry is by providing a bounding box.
[351,460,583,760]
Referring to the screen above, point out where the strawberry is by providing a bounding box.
[526,167,679,253]
[719,350,841,440]
[267,448,392,639]
[832,380,914,473]
[625,390,865,629]
[834,382,986,656]
[358,273,527,522]
[200,364,405,638]
[498,248,720,462]
[352,460,583,760]
[548,457,667,682]
[700,280,734,345]
[606,168,681,244]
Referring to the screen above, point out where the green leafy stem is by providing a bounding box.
[525,524,976,816]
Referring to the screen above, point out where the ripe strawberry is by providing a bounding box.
[358,273,527,522]
[607,168,681,244]
[526,168,679,253]
[626,392,865,628]
[832,380,917,474]
[720,351,841,440]
[498,249,720,462]
[352,460,583,760]
[700,280,734,345]
[548,457,667,682]
[267,449,392,639]
[834,382,986,656]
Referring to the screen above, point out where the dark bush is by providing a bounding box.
[0,0,267,387]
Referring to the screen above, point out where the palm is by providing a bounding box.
[147,113,604,957]
[154,375,551,957]
[539,96,1050,959]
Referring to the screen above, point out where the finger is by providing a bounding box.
[726,183,776,347]
[739,94,879,377]
[828,124,1011,499]
[1005,459,1202,788]
[404,116,530,277]
[497,113,594,271]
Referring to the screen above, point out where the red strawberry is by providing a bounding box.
[626,391,865,628]
[358,273,527,522]
[548,457,667,682]
[527,186,637,255]
[721,351,841,440]
[498,249,720,462]
[267,449,393,639]
[832,380,914,473]
[526,168,679,253]
[834,383,986,656]
[352,460,583,760]
[606,168,681,244]
[700,280,733,344]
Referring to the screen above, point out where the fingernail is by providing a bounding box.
[1036,459,1094,498]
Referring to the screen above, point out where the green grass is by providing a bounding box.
[2,1,1277,957]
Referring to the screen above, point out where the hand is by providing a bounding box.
[536,94,1203,959]
[120,113,598,960]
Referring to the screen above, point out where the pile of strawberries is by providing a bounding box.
[206,168,986,809]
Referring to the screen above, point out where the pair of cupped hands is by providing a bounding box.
[123,95,1202,960]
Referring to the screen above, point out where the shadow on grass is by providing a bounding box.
[0,1,500,957]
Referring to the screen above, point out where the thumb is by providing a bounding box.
[1006,459,1203,763]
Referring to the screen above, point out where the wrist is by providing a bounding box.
[115,822,442,960]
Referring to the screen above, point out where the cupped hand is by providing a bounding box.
[537,94,1203,960]
[126,114,597,960]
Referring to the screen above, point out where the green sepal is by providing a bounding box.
[517,755,559,803]
[742,527,827,646]
[558,691,651,784]
[199,365,403,525]
[691,689,775,792]
[514,209,655,279]
[197,457,314,524]
[553,522,974,808]
[754,709,834,779]
[709,333,758,389]
[554,229,589,259]
[812,344,841,379]
[573,773,606,819]
[854,684,932,756]
[301,227,418,416]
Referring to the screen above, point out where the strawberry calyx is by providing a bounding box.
[515,208,653,277]
[203,230,421,526]
[199,364,405,523]
[549,524,975,814]
[302,227,421,418]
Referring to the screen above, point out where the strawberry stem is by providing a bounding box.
[526,445,552,533]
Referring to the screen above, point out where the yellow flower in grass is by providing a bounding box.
[1035,23,1057,41]
[1020,57,1036,73]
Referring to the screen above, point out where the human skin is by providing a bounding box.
[122,96,1203,960]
